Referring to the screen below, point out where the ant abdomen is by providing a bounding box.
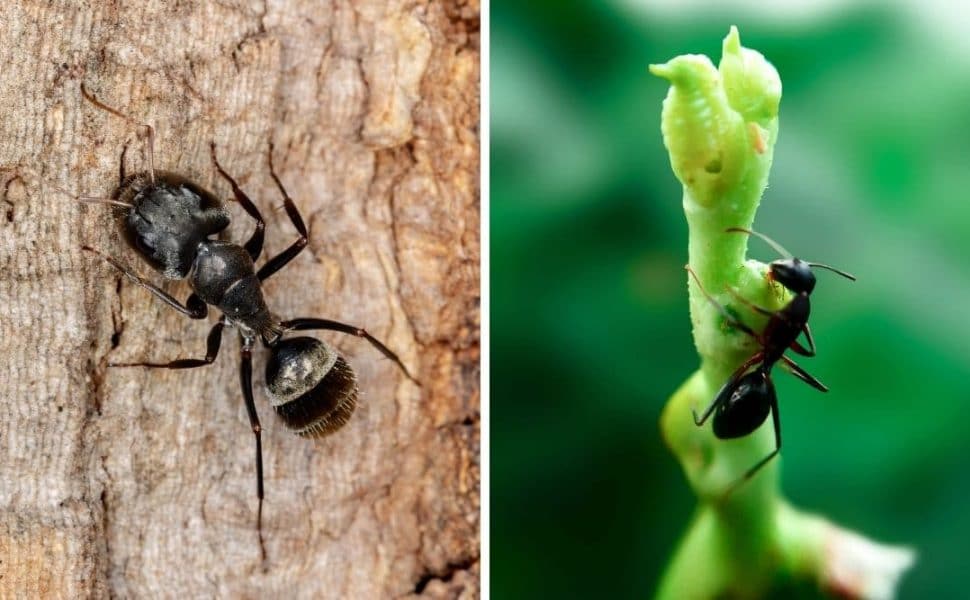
[712,371,774,439]
[266,337,360,438]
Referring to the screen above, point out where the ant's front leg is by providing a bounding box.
[83,246,207,319]
[685,265,759,340]
[724,285,776,318]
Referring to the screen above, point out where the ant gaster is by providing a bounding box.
[70,84,419,560]
[686,227,854,492]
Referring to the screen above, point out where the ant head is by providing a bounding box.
[265,336,359,438]
[712,370,775,440]
[727,227,856,294]
[119,173,230,279]
[768,258,816,295]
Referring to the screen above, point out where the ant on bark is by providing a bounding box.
[686,227,854,492]
[67,84,419,560]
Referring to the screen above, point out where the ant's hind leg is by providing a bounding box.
[723,390,782,497]
[693,353,762,426]
[256,143,309,282]
[239,341,267,564]
[110,320,225,368]
[83,246,208,319]
[280,317,419,385]
[209,143,266,260]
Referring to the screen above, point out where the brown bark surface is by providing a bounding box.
[0,1,479,597]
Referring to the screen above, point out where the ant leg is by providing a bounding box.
[256,143,308,282]
[110,320,225,368]
[280,317,419,384]
[83,246,207,319]
[693,353,763,426]
[788,323,817,357]
[723,385,782,497]
[80,83,156,184]
[119,142,129,186]
[685,265,759,339]
[240,341,267,564]
[780,355,828,392]
[725,286,775,318]
[209,143,265,260]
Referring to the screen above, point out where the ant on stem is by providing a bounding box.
[686,228,854,492]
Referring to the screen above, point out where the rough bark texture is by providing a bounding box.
[0,1,480,597]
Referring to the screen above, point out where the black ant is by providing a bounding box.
[67,84,419,560]
[686,227,854,492]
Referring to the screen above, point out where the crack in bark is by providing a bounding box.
[109,278,123,350]
[380,144,424,352]
[2,172,22,223]
[99,455,114,594]
[411,556,479,595]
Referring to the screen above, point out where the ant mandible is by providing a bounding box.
[686,227,854,492]
[69,84,419,560]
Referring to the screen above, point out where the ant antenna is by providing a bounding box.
[806,262,856,281]
[726,227,792,259]
[728,227,856,281]
[80,83,156,185]
[52,185,133,209]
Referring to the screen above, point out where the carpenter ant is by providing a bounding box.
[726,227,856,354]
[68,84,419,560]
[686,230,854,491]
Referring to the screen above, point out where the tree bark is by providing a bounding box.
[0,1,479,597]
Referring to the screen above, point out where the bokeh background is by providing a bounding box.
[491,1,970,598]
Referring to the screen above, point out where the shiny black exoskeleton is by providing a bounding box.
[118,172,230,279]
[727,227,856,331]
[686,229,854,493]
[74,85,418,560]
[710,370,774,441]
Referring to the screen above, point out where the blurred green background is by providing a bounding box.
[491,1,970,598]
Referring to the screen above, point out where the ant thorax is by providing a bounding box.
[230,313,284,347]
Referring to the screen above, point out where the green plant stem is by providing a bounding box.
[651,27,915,600]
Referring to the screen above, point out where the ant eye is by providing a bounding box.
[134,235,153,255]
